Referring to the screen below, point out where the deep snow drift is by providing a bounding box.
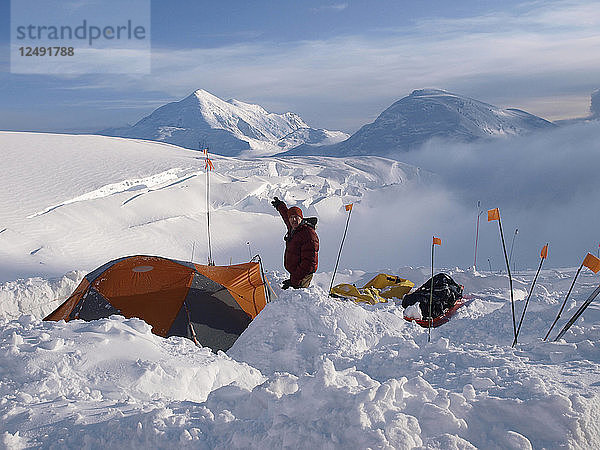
[2,130,600,448]
[2,267,600,448]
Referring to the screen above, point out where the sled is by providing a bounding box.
[404,295,472,328]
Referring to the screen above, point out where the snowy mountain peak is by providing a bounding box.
[225,98,270,116]
[409,88,453,97]
[281,88,556,158]
[192,88,221,102]
[99,90,346,156]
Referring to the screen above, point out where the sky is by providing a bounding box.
[1,0,599,133]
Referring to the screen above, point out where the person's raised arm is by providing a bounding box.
[272,197,291,230]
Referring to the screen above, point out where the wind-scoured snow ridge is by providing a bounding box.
[99,89,349,156]
[27,168,188,218]
[2,267,600,448]
[282,88,556,158]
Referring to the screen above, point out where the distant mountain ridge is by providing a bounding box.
[99,89,348,157]
[281,89,556,158]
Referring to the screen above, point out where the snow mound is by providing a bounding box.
[2,267,600,448]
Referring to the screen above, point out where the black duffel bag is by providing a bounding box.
[402,273,463,319]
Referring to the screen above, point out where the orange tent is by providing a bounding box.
[44,255,272,352]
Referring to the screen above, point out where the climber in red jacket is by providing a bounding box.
[271,197,319,289]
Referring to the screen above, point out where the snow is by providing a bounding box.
[2,267,600,448]
[282,88,556,158]
[99,89,348,156]
[2,130,600,448]
[0,131,427,282]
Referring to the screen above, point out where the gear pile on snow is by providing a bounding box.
[331,274,414,304]
[402,273,463,319]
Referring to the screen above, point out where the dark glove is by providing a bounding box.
[282,279,291,290]
[271,197,284,208]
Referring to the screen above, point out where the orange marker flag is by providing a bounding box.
[433,236,442,246]
[540,244,548,260]
[345,203,353,211]
[487,208,500,221]
[583,253,600,273]
[205,157,214,171]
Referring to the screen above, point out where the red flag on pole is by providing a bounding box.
[540,244,548,260]
[433,236,441,246]
[345,203,353,211]
[583,253,600,273]
[487,208,500,221]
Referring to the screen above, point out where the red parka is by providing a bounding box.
[276,203,319,286]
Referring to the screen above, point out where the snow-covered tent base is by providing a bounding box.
[44,255,271,351]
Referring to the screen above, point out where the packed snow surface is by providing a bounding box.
[2,130,600,448]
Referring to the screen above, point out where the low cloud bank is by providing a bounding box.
[391,121,600,270]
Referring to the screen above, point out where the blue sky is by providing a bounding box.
[1,0,599,133]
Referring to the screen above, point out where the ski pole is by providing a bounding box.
[429,236,441,342]
[329,204,353,295]
[512,244,547,347]
[488,208,516,343]
[203,144,215,266]
[545,253,600,340]
[473,201,483,270]
[509,228,518,271]
[554,284,600,341]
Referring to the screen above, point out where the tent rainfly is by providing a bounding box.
[44,255,272,352]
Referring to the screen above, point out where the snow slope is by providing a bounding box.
[2,130,600,448]
[2,267,600,448]
[0,131,428,282]
[283,89,556,158]
[99,89,349,157]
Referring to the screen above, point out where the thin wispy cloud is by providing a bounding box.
[310,3,348,13]
[23,0,600,131]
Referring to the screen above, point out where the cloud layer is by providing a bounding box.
[63,0,600,132]
[391,121,600,270]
